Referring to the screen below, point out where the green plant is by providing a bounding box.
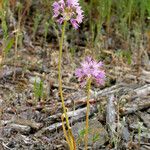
[44,21,49,44]
[115,50,132,65]
[4,38,14,56]
[77,127,92,145]
[77,128,86,144]
[92,132,99,144]
[0,0,9,64]
[77,126,100,148]
[137,122,143,147]
[75,57,105,150]
[32,11,42,41]
[81,0,113,43]
[13,2,24,80]
[34,77,44,102]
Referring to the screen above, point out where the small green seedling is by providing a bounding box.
[77,127,91,145]
[138,122,143,147]
[32,11,42,41]
[33,77,44,102]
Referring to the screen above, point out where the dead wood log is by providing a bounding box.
[65,84,150,117]
[1,118,43,130]
[134,84,150,97]
[35,105,97,137]
[35,84,150,138]
[106,95,117,138]
[45,105,97,125]
[13,118,43,130]
[65,83,127,107]
[120,101,150,116]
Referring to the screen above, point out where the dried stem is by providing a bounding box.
[84,78,91,150]
[58,20,76,150]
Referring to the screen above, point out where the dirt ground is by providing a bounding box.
[0,38,150,150]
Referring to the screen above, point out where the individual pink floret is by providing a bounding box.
[52,0,84,29]
[75,57,105,87]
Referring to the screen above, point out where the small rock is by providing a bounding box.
[72,118,108,149]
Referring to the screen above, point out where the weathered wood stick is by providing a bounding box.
[35,105,97,137]
[121,101,150,116]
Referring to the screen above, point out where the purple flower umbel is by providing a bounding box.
[52,0,84,29]
[75,57,105,87]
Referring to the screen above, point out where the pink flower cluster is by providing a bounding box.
[75,57,105,86]
[52,0,84,29]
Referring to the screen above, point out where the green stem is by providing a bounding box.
[85,78,91,150]
[58,20,68,126]
[58,21,76,150]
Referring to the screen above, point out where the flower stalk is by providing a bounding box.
[53,1,84,149]
[58,20,76,150]
[75,57,105,149]
[84,77,91,150]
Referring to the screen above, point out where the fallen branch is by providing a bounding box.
[9,124,31,134]
[120,101,150,116]
[1,118,43,130]
[35,105,97,137]
[134,84,150,97]
[65,83,127,107]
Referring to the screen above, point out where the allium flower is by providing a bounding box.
[52,0,84,29]
[75,57,105,87]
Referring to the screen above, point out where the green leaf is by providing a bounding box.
[4,38,14,55]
